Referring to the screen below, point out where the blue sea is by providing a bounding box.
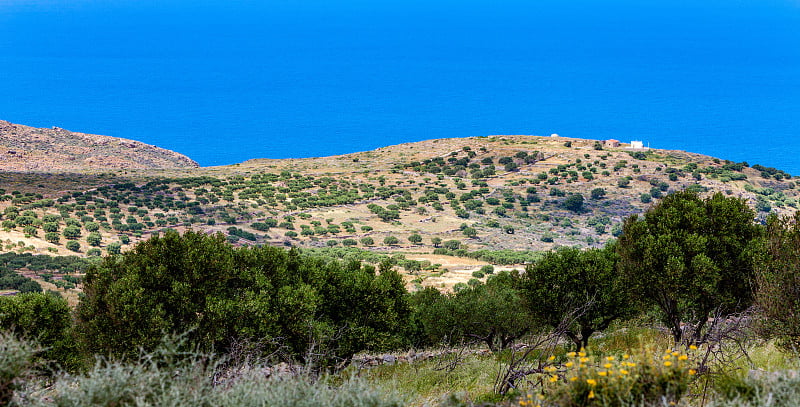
[1,0,799,173]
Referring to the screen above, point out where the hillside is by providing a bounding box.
[0,120,198,171]
[0,131,797,292]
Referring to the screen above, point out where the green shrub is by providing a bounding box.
[755,212,800,350]
[76,230,411,366]
[0,292,78,371]
[65,240,81,252]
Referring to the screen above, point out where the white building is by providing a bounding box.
[630,140,645,149]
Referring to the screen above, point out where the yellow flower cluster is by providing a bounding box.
[519,394,544,407]
[517,346,701,404]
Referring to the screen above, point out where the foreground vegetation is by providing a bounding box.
[2,189,800,405]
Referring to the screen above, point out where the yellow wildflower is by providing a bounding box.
[689,345,698,350]
[664,361,673,367]
[570,376,578,382]
[567,351,577,357]
[623,354,630,360]
[565,362,574,368]
[548,355,556,361]
[598,371,608,376]
[606,356,615,361]
[588,390,595,399]
[579,351,587,357]
[671,351,680,357]
[586,379,597,386]
[689,369,697,375]
[604,363,613,369]
[580,357,590,363]
[678,355,688,361]
[549,375,559,383]
[663,355,672,360]
[620,369,629,375]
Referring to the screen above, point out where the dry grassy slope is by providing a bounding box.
[0,120,199,171]
[1,133,797,292]
[199,135,797,256]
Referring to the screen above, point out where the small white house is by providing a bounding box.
[630,140,645,149]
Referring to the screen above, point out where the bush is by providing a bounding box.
[106,242,122,255]
[75,230,411,366]
[462,227,477,238]
[66,240,81,252]
[561,194,584,213]
[86,232,102,246]
[0,292,78,371]
[754,212,800,350]
[62,225,81,240]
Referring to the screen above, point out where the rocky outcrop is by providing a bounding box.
[0,120,199,171]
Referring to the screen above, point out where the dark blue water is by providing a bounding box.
[1,0,799,172]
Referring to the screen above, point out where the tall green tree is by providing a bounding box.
[617,191,761,344]
[518,244,632,350]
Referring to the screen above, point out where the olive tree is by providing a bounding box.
[518,244,632,350]
[76,230,411,367]
[411,272,534,351]
[617,191,761,344]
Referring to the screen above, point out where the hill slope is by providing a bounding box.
[0,120,198,171]
[0,131,797,291]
